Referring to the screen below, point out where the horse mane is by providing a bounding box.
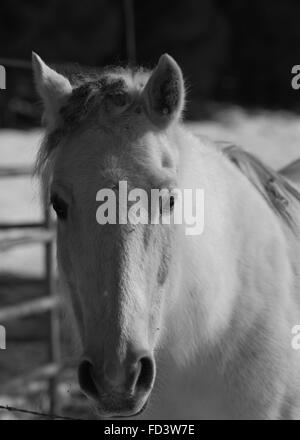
[220,143,300,232]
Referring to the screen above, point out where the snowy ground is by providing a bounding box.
[1,108,300,418]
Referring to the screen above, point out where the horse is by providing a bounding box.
[32,52,300,419]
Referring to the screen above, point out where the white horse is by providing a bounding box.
[32,52,300,420]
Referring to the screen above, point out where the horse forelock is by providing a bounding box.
[35,66,152,179]
[62,67,150,123]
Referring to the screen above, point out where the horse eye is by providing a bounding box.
[50,193,68,220]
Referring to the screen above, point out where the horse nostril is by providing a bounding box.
[78,355,155,402]
[135,355,155,392]
[78,359,98,400]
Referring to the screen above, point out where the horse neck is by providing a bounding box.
[164,126,290,368]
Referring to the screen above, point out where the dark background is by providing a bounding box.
[0,0,300,126]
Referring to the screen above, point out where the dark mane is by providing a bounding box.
[54,62,146,87]
[221,143,300,232]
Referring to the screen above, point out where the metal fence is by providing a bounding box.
[0,166,60,413]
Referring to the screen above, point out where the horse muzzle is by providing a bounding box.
[78,351,155,417]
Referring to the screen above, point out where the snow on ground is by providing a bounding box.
[190,108,300,169]
[0,129,44,276]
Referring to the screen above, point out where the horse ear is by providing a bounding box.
[32,52,72,127]
[143,54,185,127]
